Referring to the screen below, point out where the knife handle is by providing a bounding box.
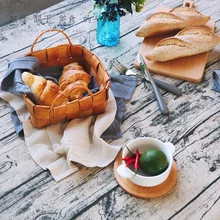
[151,81,169,115]
[153,78,182,96]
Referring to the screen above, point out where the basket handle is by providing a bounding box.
[30,29,72,54]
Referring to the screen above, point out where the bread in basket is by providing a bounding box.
[23,29,110,128]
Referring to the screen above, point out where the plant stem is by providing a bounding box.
[125,145,135,156]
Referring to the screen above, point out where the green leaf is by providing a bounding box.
[121,2,133,14]
[92,4,104,18]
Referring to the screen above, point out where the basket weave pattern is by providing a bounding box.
[23,29,110,128]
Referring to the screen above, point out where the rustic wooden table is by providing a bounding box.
[1,0,220,219]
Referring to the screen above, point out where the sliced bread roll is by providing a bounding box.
[136,6,210,37]
[145,27,220,62]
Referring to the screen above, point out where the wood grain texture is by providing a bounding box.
[0,0,220,219]
[134,5,216,83]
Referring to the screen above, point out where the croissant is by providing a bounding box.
[145,27,220,62]
[58,62,91,101]
[136,6,210,37]
[21,71,69,107]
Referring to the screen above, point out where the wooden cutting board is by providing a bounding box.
[114,151,177,198]
[134,1,215,83]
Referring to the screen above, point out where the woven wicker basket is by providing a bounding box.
[23,29,110,128]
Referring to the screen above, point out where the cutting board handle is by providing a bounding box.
[183,0,194,7]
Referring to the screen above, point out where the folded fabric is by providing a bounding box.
[1,57,136,140]
[1,57,40,103]
[52,90,120,168]
[0,56,137,181]
[21,89,118,180]
[212,70,220,92]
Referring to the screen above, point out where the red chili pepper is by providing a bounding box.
[135,148,140,173]
[126,158,136,167]
[122,156,134,161]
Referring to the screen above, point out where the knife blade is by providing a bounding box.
[137,52,169,115]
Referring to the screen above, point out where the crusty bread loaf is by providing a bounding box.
[145,27,220,62]
[136,6,210,37]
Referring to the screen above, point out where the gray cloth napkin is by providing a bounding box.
[212,70,220,92]
[1,56,136,140]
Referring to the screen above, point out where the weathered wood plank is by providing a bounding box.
[1,60,220,219]
[0,133,45,195]
[0,101,17,140]
[0,0,184,60]
[1,0,220,219]
[0,166,116,220]
[72,110,220,220]
[169,177,220,219]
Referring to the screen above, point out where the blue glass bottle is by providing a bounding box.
[96,12,120,47]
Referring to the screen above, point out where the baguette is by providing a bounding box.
[145,27,220,62]
[136,6,210,37]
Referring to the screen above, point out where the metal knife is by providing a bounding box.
[111,58,181,96]
[137,52,169,115]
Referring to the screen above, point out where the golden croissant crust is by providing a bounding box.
[58,62,91,101]
[22,63,92,107]
[21,71,68,107]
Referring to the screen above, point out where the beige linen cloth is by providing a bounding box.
[0,89,121,181]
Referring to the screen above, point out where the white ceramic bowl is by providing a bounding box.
[117,137,175,187]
